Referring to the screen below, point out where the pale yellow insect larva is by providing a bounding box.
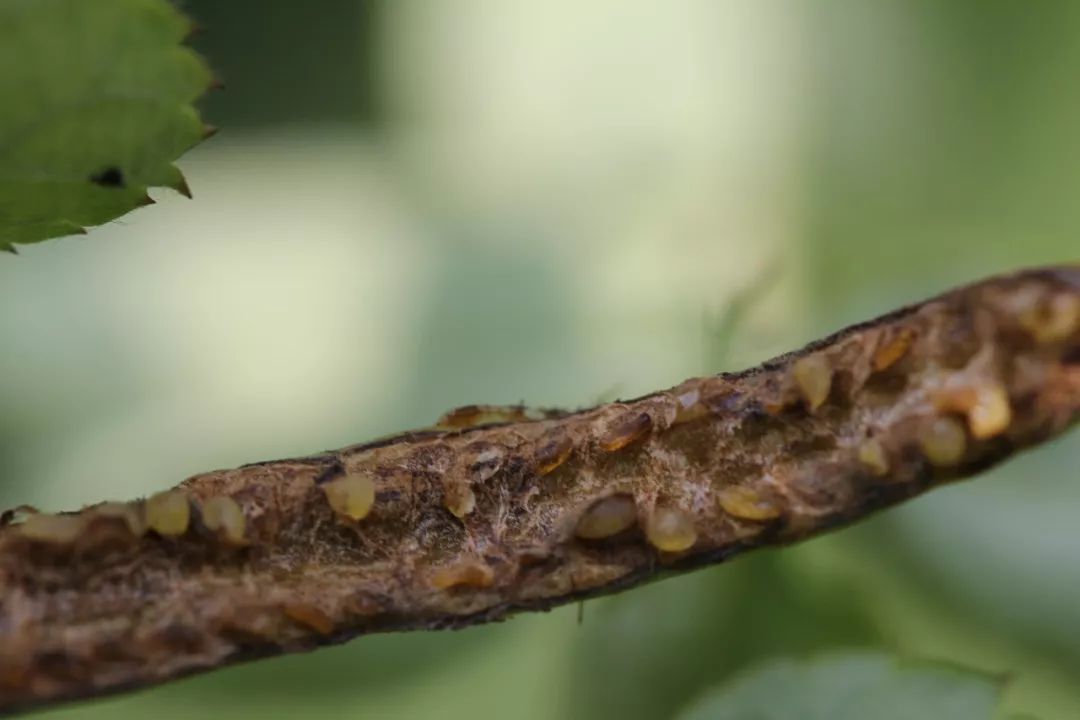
[18,513,85,544]
[919,416,968,467]
[145,490,190,537]
[1019,292,1079,344]
[599,412,652,452]
[575,494,637,539]
[933,381,1012,440]
[872,327,916,372]
[966,383,1012,440]
[535,436,574,476]
[444,482,476,519]
[716,486,782,521]
[857,438,890,477]
[645,506,697,552]
[322,474,375,521]
[792,353,832,412]
[201,496,247,545]
[429,561,495,590]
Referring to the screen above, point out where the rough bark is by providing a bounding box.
[1,265,1077,714]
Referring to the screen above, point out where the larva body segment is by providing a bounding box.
[0,265,1077,713]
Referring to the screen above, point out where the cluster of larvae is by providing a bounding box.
[7,490,248,547]
[4,272,1077,587]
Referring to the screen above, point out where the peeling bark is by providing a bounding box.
[1,265,1078,714]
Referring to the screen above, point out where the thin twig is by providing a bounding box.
[0,265,1077,714]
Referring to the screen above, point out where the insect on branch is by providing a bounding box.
[0,265,1077,714]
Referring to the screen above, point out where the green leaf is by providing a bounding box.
[0,0,212,251]
[678,653,1004,720]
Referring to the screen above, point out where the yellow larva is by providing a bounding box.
[575,495,637,539]
[645,506,697,552]
[934,382,1012,441]
[717,486,782,521]
[201,496,247,545]
[1019,292,1079,344]
[919,416,968,467]
[857,438,890,477]
[535,437,573,476]
[322,474,375,521]
[444,483,476,519]
[145,490,190,537]
[792,353,832,411]
[872,327,915,372]
[966,384,1012,440]
[599,413,652,452]
[430,561,495,590]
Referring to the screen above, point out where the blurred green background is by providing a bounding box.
[1,1,1078,717]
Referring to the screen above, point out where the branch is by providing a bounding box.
[1,265,1078,714]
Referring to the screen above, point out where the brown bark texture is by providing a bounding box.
[1,265,1078,714]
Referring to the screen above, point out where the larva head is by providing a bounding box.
[575,494,637,540]
[322,474,375,521]
[145,491,190,537]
